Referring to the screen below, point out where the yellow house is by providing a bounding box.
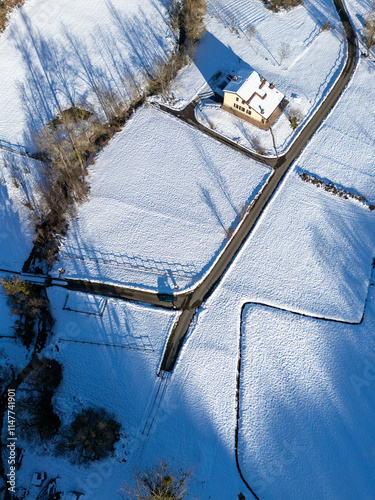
[222,69,285,130]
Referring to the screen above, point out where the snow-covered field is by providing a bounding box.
[297,61,375,206]
[222,168,375,323]
[0,150,35,269]
[0,0,172,146]
[142,1,375,495]
[2,0,375,498]
[54,106,271,291]
[0,0,173,270]
[135,161,375,498]
[238,297,375,499]
[15,287,178,499]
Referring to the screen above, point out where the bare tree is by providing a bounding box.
[57,407,121,464]
[182,0,207,44]
[148,53,182,102]
[226,10,239,34]
[246,23,257,41]
[121,462,190,500]
[278,41,290,66]
[364,17,375,56]
[251,136,266,155]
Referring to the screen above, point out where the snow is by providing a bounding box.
[165,4,347,155]
[167,0,346,123]
[295,60,375,204]
[0,0,173,146]
[196,100,293,155]
[0,0,173,271]
[239,297,375,498]
[140,0,375,494]
[222,168,375,323]
[2,0,375,497]
[134,163,375,498]
[54,106,271,291]
[15,287,178,499]
[0,151,35,269]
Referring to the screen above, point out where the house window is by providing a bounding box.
[242,100,245,105]
[234,103,238,109]
[240,106,245,112]
[236,97,239,102]
[246,110,250,115]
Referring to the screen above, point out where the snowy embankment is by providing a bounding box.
[166,0,346,155]
[54,106,271,292]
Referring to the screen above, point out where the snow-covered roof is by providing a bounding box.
[224,69,284,119]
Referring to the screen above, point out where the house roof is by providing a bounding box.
[224,68,284,120]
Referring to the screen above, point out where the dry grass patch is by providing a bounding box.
[0,0,25,33]
[264,0,303,12]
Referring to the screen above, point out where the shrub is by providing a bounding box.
[265,0,302,12]
[23,357,63,393]
[1,278,51,348]
[364,17,375,56]
[18,391,61,442]
[50,107,93,127]
[246,24,257,41]
[18,358,63,443]
[288,108,304,129]
[58,407,121,464]
[1,277,31,298]
[0,0,25,33]
[122,462,190,500]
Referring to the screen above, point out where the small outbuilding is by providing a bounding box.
[222,69,285,130]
